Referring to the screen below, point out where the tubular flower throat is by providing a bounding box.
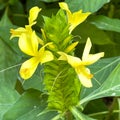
[59,2,91,33]
[58,38,104,88]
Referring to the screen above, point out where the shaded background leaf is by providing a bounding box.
[89,15,120,33]
[65,0,110,12]
[3,89,57,120]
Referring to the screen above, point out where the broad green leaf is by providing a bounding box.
[73,22,113,45]
[71,107,96,120]
[0,39,20,88]
[0,11,21,88]
[3,89,57,120]
[89,15,120,33]
[0,84,20,120]
[78,57,120,105]
[65,0,110,13]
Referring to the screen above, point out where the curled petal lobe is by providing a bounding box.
[18,31,38,56]
[10,28,26,39]
[40,50,54,64]
[20,57,40,79]
[28,6,41,25]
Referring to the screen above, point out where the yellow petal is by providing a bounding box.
[10,28,26,39]
[69,11,90,33]
[78,73,92,88]
[82,37,92,61]
[38,43,54,63]
[20,57,40,79]
[76,67,93,87]
[18,31,38,56]
[28,6,41,25]
[40,50,54,63]
[58,52,81,68]
[65,41,79,53]
[59,2,71,14]
[37,36,44,45]
[81,52,104,65]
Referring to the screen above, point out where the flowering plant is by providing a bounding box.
[0,0,120,120]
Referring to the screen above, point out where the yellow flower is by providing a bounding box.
[59,2,91,33]
[10,6,41,39]
[58,38,104,87]
[19,31,54,79]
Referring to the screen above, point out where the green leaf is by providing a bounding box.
[65,0,110,13]
[78,57,120,105]
[73,22,113,45]
[89,15,120,33]
[0,39,20,88]
[0,84,20,120]
[3,89,57,120]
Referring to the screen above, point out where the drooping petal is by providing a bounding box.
[10,28,26,39]
[40,50,54,64]
[20,57,40,79]
[76,67,93,87]
[78,73,92,88]
[58,52,81,68]
[28,6,41,25]
[18,31,38,56]
[82,38,92,61]
[69,11,90,33]
[59,2,90,33]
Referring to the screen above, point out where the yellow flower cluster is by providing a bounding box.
[10,7,54,79]
[10,2,104,88]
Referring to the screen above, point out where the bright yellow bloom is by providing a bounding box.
[58,38,104,87]
[10,6,41,39]
[19,31,54,79]
[59,2,91,33]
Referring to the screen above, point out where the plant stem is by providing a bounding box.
[105,97,117,120]
[65,111,73,120]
